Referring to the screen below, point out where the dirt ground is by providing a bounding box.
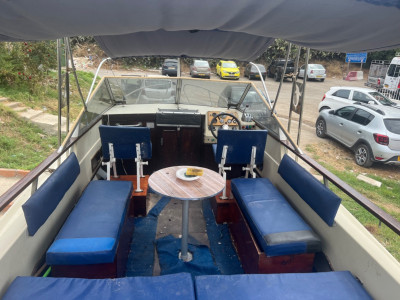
[77,59,399,181]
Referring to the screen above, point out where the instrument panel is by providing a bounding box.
[207,111,239,127]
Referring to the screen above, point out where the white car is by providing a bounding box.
[318,86,399,112]
[298,64,326,81]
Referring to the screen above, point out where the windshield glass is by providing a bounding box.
[311,64,325,69]
[369,91,396,106]
[222,62,237,68]
[251,65,266,72]
[194,61,209,67]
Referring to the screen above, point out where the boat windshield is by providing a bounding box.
[76,77,280,137]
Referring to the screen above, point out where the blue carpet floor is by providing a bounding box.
[202,198,243,274]
[126,196,170,276]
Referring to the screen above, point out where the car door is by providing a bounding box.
[328,89,351,110]
[326,106,356,144]
[351,90,377,105]
[344,108,375,147]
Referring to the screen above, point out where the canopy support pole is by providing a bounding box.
[57,39,63,148]
[86,57,111,104]
[272,42,292,112]
[249,62,272,107]
[288,46,301,133]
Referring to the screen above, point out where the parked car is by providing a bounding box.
[267,59,295,81]
[318,86,399,112]
[315,103,400,167]
[189,60,211,78]
[161,59,178,76]
[244,64,267,80]
[216,60,240,80]
[298,64,326,81]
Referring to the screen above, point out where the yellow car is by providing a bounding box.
[216,60,240,80]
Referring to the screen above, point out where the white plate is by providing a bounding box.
[176,168,200,181]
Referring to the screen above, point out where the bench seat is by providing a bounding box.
[231,178,321,257]
[195,271,372,300]
[47,180,132,266]
[2,273,195,300]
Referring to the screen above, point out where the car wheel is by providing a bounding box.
[274,73,280,82]
[354,143,373,168]
[315,118,327,138]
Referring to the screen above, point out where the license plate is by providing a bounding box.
[168,67,175,70]
[255,75,260,77]
[316,75,322,78]
[384,84,389,88]
[198,73,205,76]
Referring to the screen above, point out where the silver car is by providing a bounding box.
[189,60,211,79]
[316,103,400,167]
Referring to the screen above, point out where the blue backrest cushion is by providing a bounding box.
[99,125,152,160]
[278,154,341,226]
[22,153,80,236]
[214,130,267,164]
[3,273,196,300]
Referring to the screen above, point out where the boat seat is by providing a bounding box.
[195,271,373,300]
[2,273,195,300]
[212,129,267,198]
[231,177,321,256]
[46,180,133,276]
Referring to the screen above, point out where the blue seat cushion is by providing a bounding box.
[22,153,80,236]
[46,180,132,265]
[278,154,341,226]
[195,271,373,300]
[231,178,321,256]
[213,130,267,164]
[3,273,195,300]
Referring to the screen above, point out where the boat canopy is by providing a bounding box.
[1,0,400,60]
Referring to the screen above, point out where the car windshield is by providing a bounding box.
[383,119,400,134]
[251,65,266,72]
[222,62,237,68]
[368,92,396,106]
[311,64,325,69]
[164,61,177,66]
[277,61,294,67]
[194,61,209,67]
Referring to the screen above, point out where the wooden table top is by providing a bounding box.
[148,166,225,200]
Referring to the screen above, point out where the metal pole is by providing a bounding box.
[177,58,181,77]
[86,57,111,104]
[64,38,70,133]
[180,200,190,261]
[56,39,63,148]
[273,42,292,112]
[249,62,272,107]
[288,46,301,133]
[65,38,87,111]
[296,48,310,150]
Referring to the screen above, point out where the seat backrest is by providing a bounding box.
[22,153,80,236]
[99,125,152,160]
[214,130,268,164]
[278,154,341,226]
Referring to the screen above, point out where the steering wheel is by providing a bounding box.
[209,112,242,139]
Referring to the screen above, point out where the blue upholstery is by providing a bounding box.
[195,271,373,300]
[46,180,132,265]
[99,125,152,160]
[3,273,195,300]
[22,153,80,236]
[231,178,321,256]
[213,130,267,164]
[278,154,342,226]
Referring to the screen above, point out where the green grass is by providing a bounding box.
[0,105,59,170]
[310,155,400,261]
[0,70,95,121]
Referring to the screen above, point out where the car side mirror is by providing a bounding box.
[328,110,334,115]
[368,101,375,105]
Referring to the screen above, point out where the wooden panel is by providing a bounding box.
[210,180,239,224]
[229,200,315,274]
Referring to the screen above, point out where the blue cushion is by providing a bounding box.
[46,180,132,265]
[3,273,195,300]
[99,125,152,160]
[22,153,80,236]
[195,271,373,300]
[231,178,320,256]
[278,154,342,226]
[213,130,267,164]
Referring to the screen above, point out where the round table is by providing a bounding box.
[149,166,224,262]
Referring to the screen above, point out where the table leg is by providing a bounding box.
[180,200,191,262]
